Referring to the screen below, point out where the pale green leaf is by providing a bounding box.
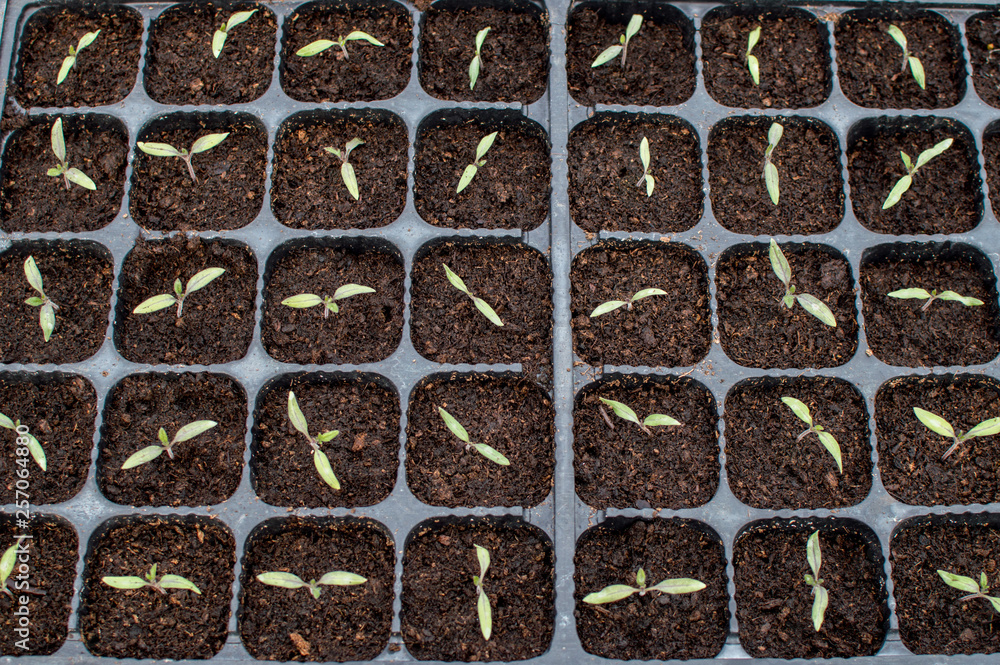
[341,161,360,200]
[475,544,490,577]
[632,288,667,301]
[639,137,650,169]
[190,133,229,154]
[24,256,44,294]
[333,284,375,300]
[591,44,622,68]
[345,31,384,46]
[764,161,779,205]
[158,428,170,446]
[344,137,365,157]
[0,413,14,429]
[51,118,66,163]
[599,397,641,426]
[636,568,646,586]
[900,151,913,172]
[77,30,100,51]
[313,449,340,490]
[159,574,201,594]
[806,531,822,577]
[909,56,926,90]
[987,596,1000,614]
[102,576,148,590]
[915,139,952,170]
[649,578,706,595]
[296,40,336,57]
[212,30,227,59]
[643,413,681,428]
[282,293,323,308]
[316,430,338,443]
[747,26,761,54]
[625,14,643,41]
[768,240,791,286]
[938,570,981,594]
[57,56,75,85]
[438,407,469,443]
[748,55,760,85]
[936,291,984,307]
[768,122,784,147]
[0,544,17,582]
[468,55,481,90]
[644,173,654,196]
[442,264,470,294]
[796,294,837,327]
[475,26,491,52]
[318,571,366,586]
[16,433,41,470]
[477,587,492,640]
[473,443,510,466]
[65,168,96,190]
[39,303,55,342]
[122,445,165,469]
[173,420,217,443]
[887,25,907,51]
[812,585,828,632]
[476,132,498,162]
[888,288,931,300]
[965,417,1000,439]
[457,164,478,193]
[914,407,956,438]
[816,430,843,473]
[257,571,307,589]
[133,293,177,314]
[589,300,627,317]
[583,584,637,604]
[25,297,45,307]
[46,166,64,177]
[472,296,504,327]
[226,10,258,33]
[185,267,225,294]
[137,142,184,158]
[287,391,310,437]
[324,146,343,159]
[781,396,813,426]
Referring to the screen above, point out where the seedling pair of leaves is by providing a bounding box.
[635,137,654,196]
[598,397,680,436]
[324,138,364,200]
[768,240,837,327]
[887,25,926,90]
[887,287,983,310]
[803,531,829,632]
[121,420,217,470]
[882,138,952,209]
[781,396,843,473]
[442,264,504,327]
[137,133,230,183]
[592,14,643,69]
[257,569,366,599]
[22,256,58,343]
[288,391,341,490]
[0,539,44,598]
[296,31,383,59]
[457,131,498,193]
[763,122,783,205]
[0,412,46,471]
[912,407,1000,460]
[438,406,509,466]
[58,30,99,85]
[746,26,762,85]
[282,283,375,318]
[133,267,225,318]
[589,288,666,318]
[103,562,200,595]
[938,570,1000,615]
[47,118,95,191]
[473,544,493,640]
[212,9,257,58]
[583,567,705,604]
[469,27,491,90]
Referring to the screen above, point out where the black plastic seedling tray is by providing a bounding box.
[2,0,1000,663]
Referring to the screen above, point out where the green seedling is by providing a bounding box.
[57,30,100,85]
[469,27,491,90]
[282,283,375,319]
[288,391,341,490]
[912,407,1000,460]
[583,567,705,604]
[102,563,200,595]
[746,26,762,85]
[769,239,837,327]
[887,288,984,311]
[763,122,783,205]
[781,396,843,473]
[457,131,498,193]
[438,406,509,466]
[635,137,654,196]
[213,9,258,58]
[323,138,364,200]
[296,31,384,59]
[442,264,503,327]
[887,25,926,90]
[589,288,667,318]
[803,531,828,632]
[882,138,952,209]
[121,420,217,469]
[0,539,43,598]
[0,412,46,471]
[47,118,96,191]
[257,569,366,599]
[22,255,58,343]
[137,132,230,183]
[937,570,1000,615]
[473,544,493,640]
[598,397,680,436]
[591,14,643,68]
[133,267,225,318]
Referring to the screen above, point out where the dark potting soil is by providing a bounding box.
[566,7,696,107]
[143,2,276,105]
[270,111,408,230]
[0,373,95,505]
[716,243,859,370]
[97,372,247,508]
[980,126,1000,221]
[0,241,112,365]
[1,114,128,233]
[700,7,831,109]
[129,115,266,231]
[568,113,702,234]
[280,0,412,103]
[252,375,400,508]
[891,517,1000,655]
[571,241,710,368]
[875,375,1000,507]
[574,518,729,661]
[707,115,844,236]
[724,376,872,510]
[401,518,554,661]
[966,12,1000,109]
[15,5,142,108]
[239,517,395,661]
[114,236,257,366]
[847,119,981,235]
[734,521,888,658]
[261,242,405,365]
[835,10,965,109]
[79,516,235,659]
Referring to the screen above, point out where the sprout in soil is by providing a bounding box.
[296,31,384,59]
[803,531,829,632]
[469,26,491,91]
[912,406,1000,460]
[583,567,705,604]
[323,138,364,201]
[598,397,680,436]
[591,14,643,69]
[781,396,843,473]
[0,412,47,471]
[768,239,837,327]
[102,563,200,595]
[763,122,783,205]
[282,283,375,319]
[257,569,366,599]
[133,267,225,318]
[589,288,667,318]
[472,544,493,640]
[287,391,341,490]
[57,29,99,85]
[22,255,58,343]
[746,26,762,85]
[887,287,984,311]
[121,420,217,470]
[886,25,926,90]
[442,263,503,327]
[457,131,498,193]
[47,118,96,191]
[937,570,1000,615]
[438,406,510,466]
[137,132,230,183]
[212,9,258,58]
[0,543,15,597]
[635,137,654,196]
[882,138,952,209]
[0,539,44,598]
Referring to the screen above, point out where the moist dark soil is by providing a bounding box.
[413,113,550,231]
[79,516,235,659]
[97,372,247,508]
[734,520,889,658]
[143,2,276,105]
[966,13,1000,109]
[568,113,702,234]
[406,373,553,508]
[980,126,1000,221]
[716,243,859,369]
[566,7,695,107]
[0,373,95,505]
[280,0,412,103]
[15,6,142,108]
[129,115,266,231]
[847,119,981,235]
[891,517,1000,655]
[115,236,257,366]
[252,375,400,508]
[1,114,128,233]
[418,4,548,103]
[574,518,729,660]
[401,518,554,661]
[571,241,711,368]
[0,241,113,365]
[835,10,965,109]
[700,8,832,109]
[724,376,872,510]
[262,242,405,365]
[708,116,844,236]
[271,111,408,230]
[239,517,395,661]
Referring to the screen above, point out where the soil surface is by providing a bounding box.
[574,518,729,660]
[115,236,257,365]
[967,13,1000,109]
[571,241,711,368]
[271,111,408,230]
[734,520,888,658]
[239,517,395,661]
[97,372,247,507]
[716,243,859,369]
[724,376,872,510]
[0,242,113,365]
[568,113,702,234]
[401,518,554,661]
[708,116,843,236]
[79,516,235,659]
[406,373,553,508]
[980,127,1000,221]
[252,375,400,508]
[1,114,128,233]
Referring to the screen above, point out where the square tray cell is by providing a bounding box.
[966,11,1000,109]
